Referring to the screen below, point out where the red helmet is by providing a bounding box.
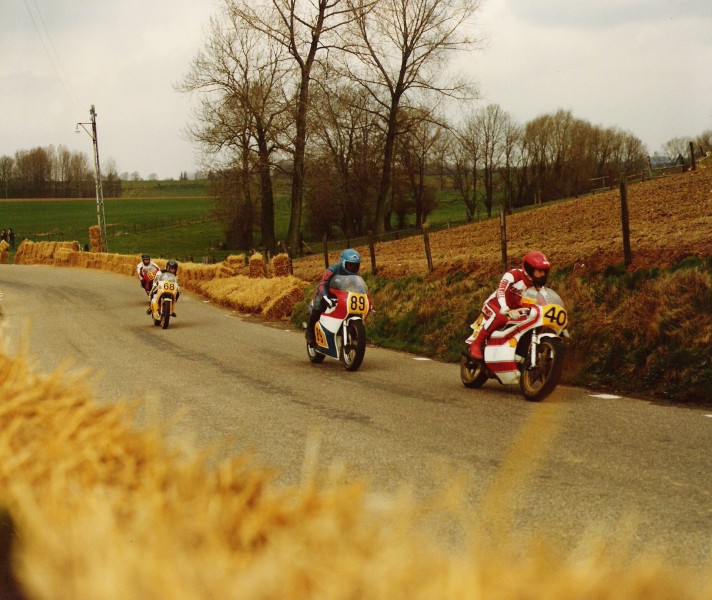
[522,250,551,287]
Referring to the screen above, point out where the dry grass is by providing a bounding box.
[292,168,712,282]
[1,347,711,599]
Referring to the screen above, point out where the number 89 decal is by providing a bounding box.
[348,293,368,314]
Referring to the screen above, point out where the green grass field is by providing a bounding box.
[0,177,494,261]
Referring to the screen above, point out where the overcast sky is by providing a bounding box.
[1,0,711,180]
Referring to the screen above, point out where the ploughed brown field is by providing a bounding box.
[293,165,712,282]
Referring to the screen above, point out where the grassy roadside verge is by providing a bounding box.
[291,257,712,403]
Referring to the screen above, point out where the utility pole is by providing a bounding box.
[77,105,108,252]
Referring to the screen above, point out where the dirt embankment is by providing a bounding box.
[293,168,712,281]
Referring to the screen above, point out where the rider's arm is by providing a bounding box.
[316,268,335,299]
[495,272,515,312]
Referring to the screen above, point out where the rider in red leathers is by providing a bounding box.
[468,250,551,360]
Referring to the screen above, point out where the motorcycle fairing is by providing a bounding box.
[312,286,371,360]
[484,306,541,385]
[314,316,340,359]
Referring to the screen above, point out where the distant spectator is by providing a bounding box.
[0,230,5,243]
[7,228,14,250]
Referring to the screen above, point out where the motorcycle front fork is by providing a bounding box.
[528,331,540,368]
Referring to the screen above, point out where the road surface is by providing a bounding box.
[1,264,710,566]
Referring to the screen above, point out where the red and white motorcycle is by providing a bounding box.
[461,286,569,401]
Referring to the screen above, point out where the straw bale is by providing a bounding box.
[272,253,292,277]
[0,341,709,598]
[262,280,305,320]
[224,254,246,273]
[196,275,308,317]
[249,253,265,278]
[54,248,74,265]
[0,239,8,252]
[0,251,7,264]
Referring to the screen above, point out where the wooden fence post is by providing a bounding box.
[368,231,377,276]
[422,224,433,273]
[322,234,329,269]
[619,177,632,267]
[499,202,508,272]
[690,141,697,171]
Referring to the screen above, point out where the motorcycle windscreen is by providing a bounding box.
[521,286,564,308]
[329,274,368,294]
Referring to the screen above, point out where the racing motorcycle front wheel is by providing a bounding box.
[342,320,366,372]
[520,337,565,401]
[306,341,326,364]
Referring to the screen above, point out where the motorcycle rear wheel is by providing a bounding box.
[520,337,564,401]
[342,320,366,371]
[460,354,488,388]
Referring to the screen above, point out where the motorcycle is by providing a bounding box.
[304,274,373,371]
[139,270,156,295]
[149,276,180,329]
[461,286,569,401]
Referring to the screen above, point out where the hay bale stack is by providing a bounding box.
[196,274,308,320]
[12,239,31,264]
[0,239,8,264]
[88,225,105,253]
[13,241,80,265]
[54,247,74,265]
[271,253,292,277]
[223,254,247,276]
[249,253,265,278]
[262,277,305,320]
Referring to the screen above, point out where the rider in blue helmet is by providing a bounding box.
[305,248,361,344]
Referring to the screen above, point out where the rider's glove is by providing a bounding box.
[323,295,336,309]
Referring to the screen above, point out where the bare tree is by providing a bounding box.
[477,103,507,217]
[0,156,13,199]
[342,0,480,234]
[453,111,482,220]
[662,136,692,163]
[180,3,291,251]
[396,107,445,226]
[308,75,382,237]
[228,0,354,255]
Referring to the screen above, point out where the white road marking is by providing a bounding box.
[413,357,431,361]
[590,394,621,399]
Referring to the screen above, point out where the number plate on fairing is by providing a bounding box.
[347,292,369,315]
[542,304,567,333]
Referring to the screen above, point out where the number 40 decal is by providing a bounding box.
[544,306,567,327]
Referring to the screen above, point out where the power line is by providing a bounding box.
[22,0,81,106]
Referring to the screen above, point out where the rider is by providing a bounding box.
[147,259,180,316]
[136,254,161,292]
[305,249,361,345]
[468,250,551,361]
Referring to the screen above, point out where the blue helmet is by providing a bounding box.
[340,249,360,274]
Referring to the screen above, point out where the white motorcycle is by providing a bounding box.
[149,276,180,329]
[461,286,569,401]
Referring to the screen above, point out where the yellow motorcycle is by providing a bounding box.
[149,277,179,329]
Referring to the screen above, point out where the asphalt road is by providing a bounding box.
[1,264,710,566]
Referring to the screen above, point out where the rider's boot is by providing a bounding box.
[468,327,489,361]
[305,310,320,345]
